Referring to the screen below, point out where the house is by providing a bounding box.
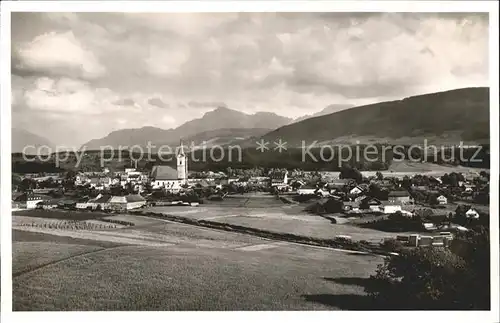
[108,194,146,211]
[126,173,142,183]
[297,185,318,195]
[75,174,90,186]
[388,190,412,204]
[437,195,448,205]
[465,208,479,219]
[249,176,270,185]
[463,183,474,193]
[89,177,111,190]
[326,179,355,191]
[383,205,402,214]
[87,194,112,210]
[377,179,395,189]
[57,199,77,210]
[349,184,367,196]
[13,191,44,209]
[35,200,58,210]
[269,170,288,188]
[359,196,382,210]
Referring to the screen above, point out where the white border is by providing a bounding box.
[1,2,499,323]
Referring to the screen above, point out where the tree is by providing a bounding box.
[291,181,302,191]
[479,171,489,179]
[428,194,438,206]
[401,175,411,189]
[19,178,35,191]
[340,165,362,183]
[366,227,490,310]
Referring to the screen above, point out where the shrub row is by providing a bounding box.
[19,221,117,230]
[99,218,135,227]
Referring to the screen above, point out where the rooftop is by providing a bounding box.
[151,165,178,180]
[388,190,410,197]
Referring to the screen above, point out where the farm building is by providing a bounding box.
[359,196,382,209]
[349,184,368,196]
[382,205,402,214]
[388,190,412,204]
[437,195,448,205]
[108,195,147,210]
[297,184,318,195]
[83,194,146,211]
[269,170,288,189]
[465,208,480,219]
[87,194,112,210]
[89,177,112,190]
[12,191,45,209]
[325,179,356,191]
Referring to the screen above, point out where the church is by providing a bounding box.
[150,143,188,191]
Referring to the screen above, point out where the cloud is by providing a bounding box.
[145,44,191,77]
[11,12,489,147]
[19,76,122,116]
[187,101,227,108]
[13,30,106,79]
[148,97,170,109]
[113,98,137,106]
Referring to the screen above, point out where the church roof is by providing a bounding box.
[151,165,178,180]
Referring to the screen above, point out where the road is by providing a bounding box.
[13,215,383,310]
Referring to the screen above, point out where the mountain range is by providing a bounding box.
[82,107,292,151]
[12,128,55,155]
[259,87,489,146]
[12,87,490,153]
[293,104,354,122]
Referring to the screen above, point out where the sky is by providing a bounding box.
[11,12,489,147]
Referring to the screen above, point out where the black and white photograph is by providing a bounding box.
[1,0,499,319]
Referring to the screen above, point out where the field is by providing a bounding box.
[322,160,487,180]
[143,194,407,242]
[12,199,386,310]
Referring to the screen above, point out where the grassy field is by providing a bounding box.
[12,194,397,310]
[321,161,487,180]
[13,242,105,277]
[13,206,384,310]
[13,242,381,310]
[143,194,403,243]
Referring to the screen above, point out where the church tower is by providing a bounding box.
[177,141,188,183]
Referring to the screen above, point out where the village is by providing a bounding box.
[12,142,490,252]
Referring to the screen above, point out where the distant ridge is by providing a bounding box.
[259,87,490,146]
[12,128,55,154]
[81,107,291,150]
[294,104,354,122]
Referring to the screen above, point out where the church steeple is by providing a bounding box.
[178,140,185,157]
[177,140,187,182]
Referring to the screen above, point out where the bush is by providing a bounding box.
[367,227,490,309]
[380,239,405,253]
